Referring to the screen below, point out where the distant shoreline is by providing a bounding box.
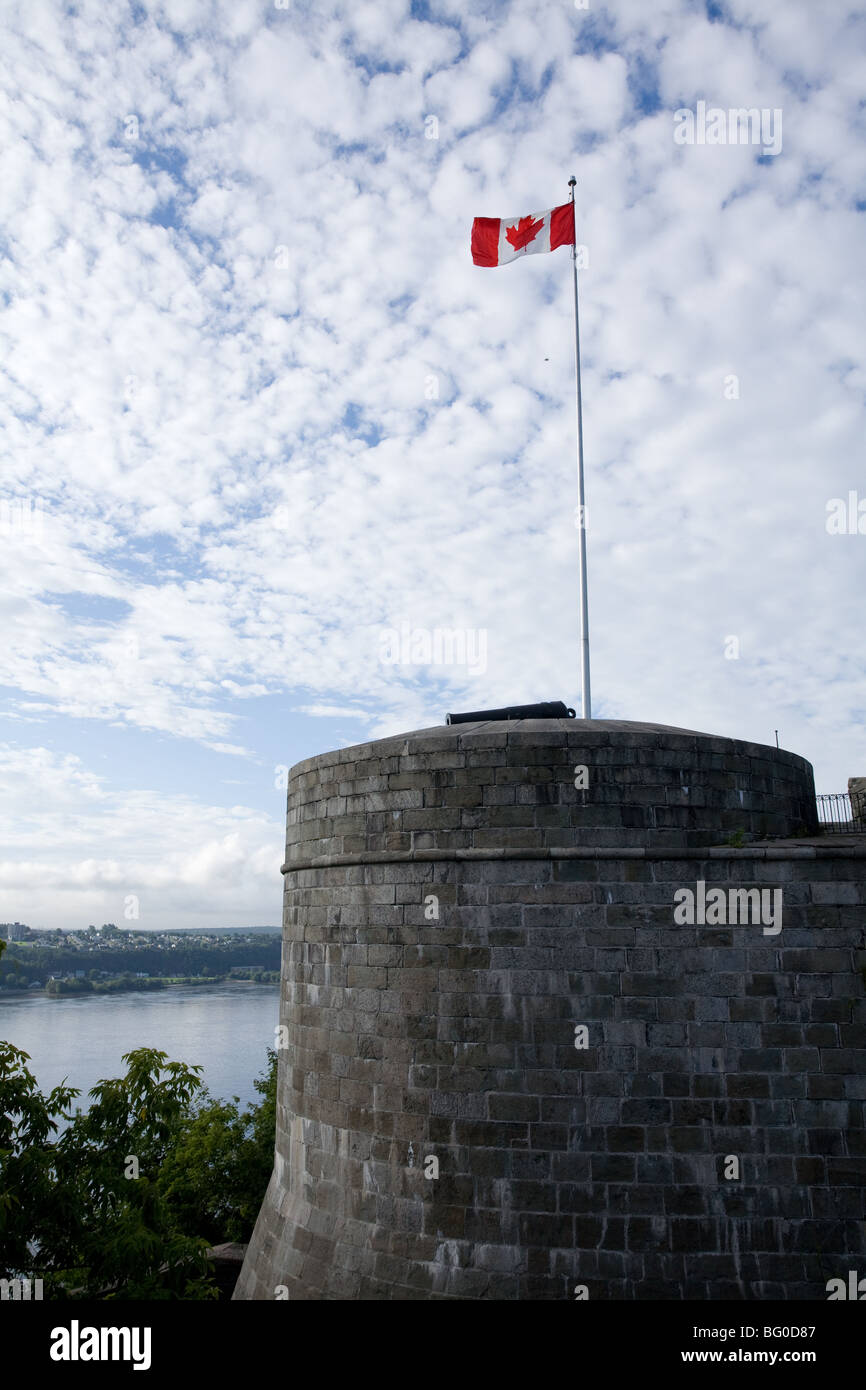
[0,976,280,1000]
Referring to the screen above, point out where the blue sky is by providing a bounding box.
[0,0,864,929]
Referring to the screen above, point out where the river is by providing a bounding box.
[0,981,280,1114]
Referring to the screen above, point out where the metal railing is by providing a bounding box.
[816,792,866,833]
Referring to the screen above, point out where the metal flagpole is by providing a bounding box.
[568,175,591,719]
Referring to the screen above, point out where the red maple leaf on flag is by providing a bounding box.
[505,214,544,251]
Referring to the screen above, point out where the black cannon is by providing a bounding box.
[446,700,576,725]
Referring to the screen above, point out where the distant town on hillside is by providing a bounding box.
[0,922,281,996]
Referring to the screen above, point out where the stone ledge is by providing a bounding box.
[281,841,866,874]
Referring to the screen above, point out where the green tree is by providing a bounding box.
[0,1041,79,1276]
[156,1050,277,1244]
[0,1042,277,1299]
[0,1045,215,1298]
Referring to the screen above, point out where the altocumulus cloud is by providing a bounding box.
[0,0,863,927]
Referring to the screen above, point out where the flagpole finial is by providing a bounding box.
[568,175,577,188]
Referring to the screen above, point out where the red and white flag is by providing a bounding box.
[471,201,574,267]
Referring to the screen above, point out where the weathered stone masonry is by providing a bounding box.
[235,720,866,1300]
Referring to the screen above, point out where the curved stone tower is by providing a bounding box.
[235,718,866,1300]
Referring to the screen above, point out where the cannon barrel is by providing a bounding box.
[446,700,576,725]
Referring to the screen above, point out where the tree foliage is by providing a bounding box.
[0,1042,277,1299]
[157,1057,276,1245]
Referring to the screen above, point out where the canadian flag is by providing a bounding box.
[471,202,574,267]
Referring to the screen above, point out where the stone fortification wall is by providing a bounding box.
[235,721,864,1300]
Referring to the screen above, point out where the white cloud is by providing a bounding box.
[0,0,862,929]
[0,745,282,929]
